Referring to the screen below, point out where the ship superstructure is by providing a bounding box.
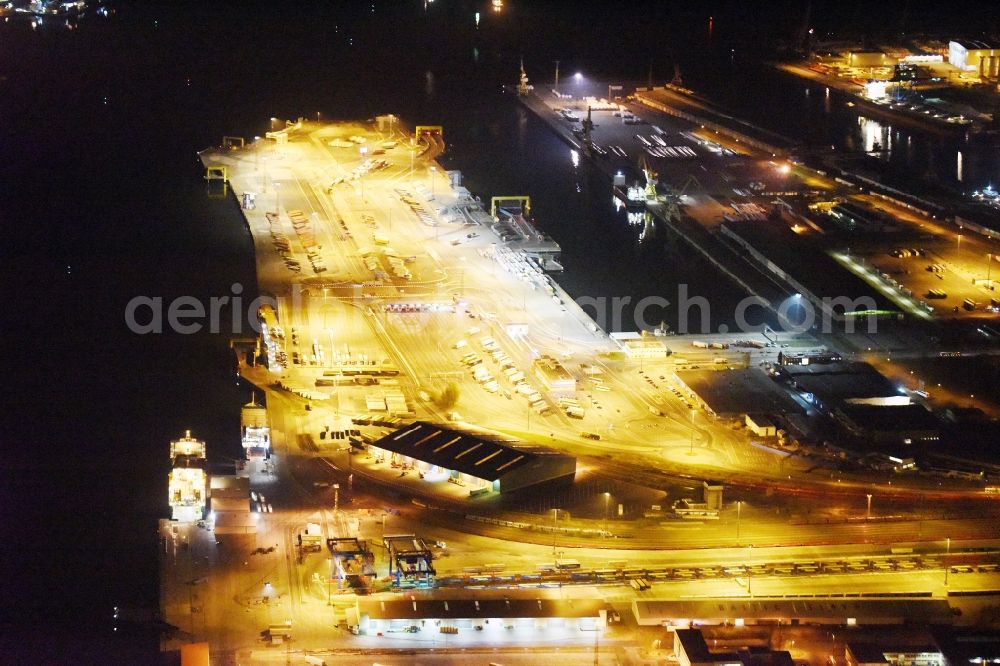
[168,430,208,522]
[241,395,270,460]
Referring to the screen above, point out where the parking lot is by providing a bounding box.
[846,236,999,319]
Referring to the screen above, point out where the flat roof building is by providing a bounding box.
[931,627,1000,666]
[845,51,897,69]
[369,422,576,495]
[677,368,802,420]
[746,414,778,438]
[209,475,255,535]
[846,642,943,666]
[611,332,671,359]
[779,362,908,410]
[675,628,794,666]
[949,41,999,79]
[532,354,576,393]
[834,403,941,446]
[350,597,605,635]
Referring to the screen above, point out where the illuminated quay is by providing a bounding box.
[155,113,1000,663]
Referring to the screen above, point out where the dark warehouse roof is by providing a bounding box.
[371,421,572,481]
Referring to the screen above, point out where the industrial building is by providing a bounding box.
[610,331,671,359]
[843,627,1000,666]
[209,475,255,535]
[745,414,778,438]
[930,627,1000,666]
[368,422,576,495]
[845,642,943,666]
[348,597,606,635]
[834,403,941,446]
[949,41,1000,79]
[779,362,907,411]
[778,362,940,446]
[168,430,208,522]
[532,354,576,393]
[675,628,794,666]
[846,51,897,69]
[677,368,801,421]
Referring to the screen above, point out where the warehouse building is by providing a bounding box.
[209,475,255,535]
[949,41,1000,79]
[675,628,794,666]
[368,422,576,495]
[845,642,943,666]
[779,361,907,411]
[348,597,606,636]
[677,368,801,421]
[778,362,940,446]
[840,628,1000,666]
[532,354,576,393]
[610,332,671,359]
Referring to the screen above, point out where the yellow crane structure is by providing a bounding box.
[204,165,227,181]
[490,196,531,218]
[640,157,658,200]
[414,125,443,142]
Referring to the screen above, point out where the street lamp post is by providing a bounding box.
[603,492,611,537]
[688,408,696,455]
[327,328,335,369]
[736,501,742,545]
[944,536,951,586]
[747,544,753,597]
[866,493,872,520]
[551,508,559,557]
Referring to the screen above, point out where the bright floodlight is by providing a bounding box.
[574,72,583,80]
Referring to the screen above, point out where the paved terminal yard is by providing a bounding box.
[162,116,1000,661]
[199,117,841,494]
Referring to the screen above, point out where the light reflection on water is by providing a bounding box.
[859,116,891,157]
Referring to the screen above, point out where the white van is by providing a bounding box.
[452,340,468,350]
